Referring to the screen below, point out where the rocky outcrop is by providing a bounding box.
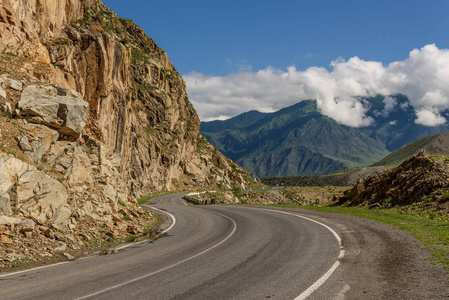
[335,152,449,212]
[2,0,255,193]
[18,85,88,138]
[0,152,67,221]
[0,0,259,267]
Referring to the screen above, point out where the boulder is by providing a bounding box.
[20,219,36,230]
[0,152,68,222]
[17,135,33,152]
[22,124,59,162]
[4,78,23,91]
[16,169,67,221]
[52,205,71,225]
[18,85,89,138]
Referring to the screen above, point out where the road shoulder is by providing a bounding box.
[252,206,449,299]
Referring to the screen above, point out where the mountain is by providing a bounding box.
[0,0,261,266]
[372,131,449,167]
[201,97,449,177]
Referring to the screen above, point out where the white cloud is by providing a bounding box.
[382,96,398,117]
[184,44,449,127]
[415,108,446,126]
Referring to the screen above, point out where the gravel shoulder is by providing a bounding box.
[255,206,449,299]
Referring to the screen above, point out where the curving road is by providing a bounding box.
[1,193,447,299]
[0,194,344,299]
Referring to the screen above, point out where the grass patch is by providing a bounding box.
[118,199,126,207]
[143,215,159,235]
[124,235,136,243]
[265,203,449,270]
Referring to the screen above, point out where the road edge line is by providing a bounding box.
[113,205,177,251]
[256,208,345,299]
[0,204,179,278]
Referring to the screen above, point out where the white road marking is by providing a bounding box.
[253,208,345,300]
[144,205,177,235]
[180,199,188,206]
[113,204,177,251]
[0,205,179,278]
[75,211,237,300]
[0,261,69,279]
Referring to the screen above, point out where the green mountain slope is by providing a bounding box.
[201,97,449,178]
[372,131,449,167]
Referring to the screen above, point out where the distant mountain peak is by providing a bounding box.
[201,96,449,177]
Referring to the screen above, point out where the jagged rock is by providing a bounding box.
[17,135,33,152]
[44,228,54,238]
[17,123,59,162]
[51,206,72,225]
[3,78,23,91]
[0,85,5,101]
[20,219,36,230]
[18,85,89,138]
[42,143,66,166]
[1,152,68,222]
[58,156,73,169]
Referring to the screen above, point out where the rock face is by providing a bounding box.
[336,152,449,211]
[0,0,259,267]
[18,85,89,138]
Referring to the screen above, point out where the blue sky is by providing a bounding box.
[103,0,449,126]
[104,0,448,76]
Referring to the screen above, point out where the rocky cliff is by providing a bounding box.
[0,0,257,267]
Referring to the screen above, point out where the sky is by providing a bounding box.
[103,0,449,126]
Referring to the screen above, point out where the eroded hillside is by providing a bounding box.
[336,152,449,213]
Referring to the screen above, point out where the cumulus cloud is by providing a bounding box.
[415,108,447,126]
[184,44,449,127]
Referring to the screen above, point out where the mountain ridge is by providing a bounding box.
[201,97,449,177]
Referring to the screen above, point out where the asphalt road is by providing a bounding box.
[0,194,447,299]
[0,194,343,299]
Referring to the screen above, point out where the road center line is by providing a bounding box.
[75,211,237,300]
